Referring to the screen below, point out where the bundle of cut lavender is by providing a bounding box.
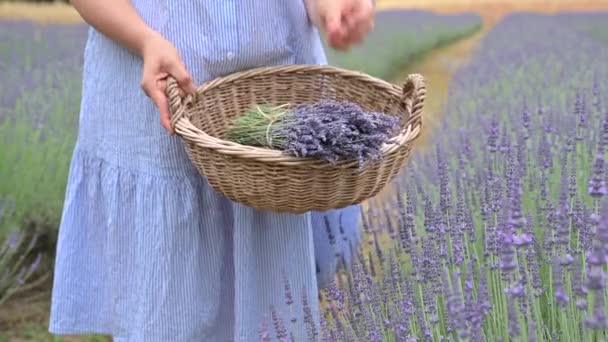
[225,99,401,166]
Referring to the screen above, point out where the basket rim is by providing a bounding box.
[167,64,426,168]
[184,64,404,97]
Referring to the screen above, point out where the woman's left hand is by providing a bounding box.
[305,0,375,51]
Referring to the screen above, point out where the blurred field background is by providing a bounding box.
[1,0,608,341]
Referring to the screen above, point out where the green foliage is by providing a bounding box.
[0,75,80,236]
[0,22,84,236]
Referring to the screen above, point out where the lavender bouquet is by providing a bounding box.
[226,100,402,167]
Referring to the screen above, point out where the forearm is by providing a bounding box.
[70,0,157,57]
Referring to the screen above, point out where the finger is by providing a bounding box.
[343,14,373,46]
[330,36,349,51]
[322,4,348,48]
[167,61,196,95]
[348,17,373,46]
[141,73,168,97]
[342,15,361,45]
[350,0,374,22]
[330,19,353,50]
[148,83,173,134]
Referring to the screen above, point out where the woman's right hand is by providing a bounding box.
[69,1,195,133]
[139,31,197,134]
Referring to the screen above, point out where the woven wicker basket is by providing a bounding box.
[166,64,425,213]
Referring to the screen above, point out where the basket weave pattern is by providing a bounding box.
[167,65,425,213]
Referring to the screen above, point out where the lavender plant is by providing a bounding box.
[226,100,401,166]
[0,197,42,306]
[258,12,608,341]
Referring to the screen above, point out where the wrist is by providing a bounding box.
[134,27,161,58]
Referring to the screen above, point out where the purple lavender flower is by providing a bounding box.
[552,256,569,307]
[507,296,520,338]
[574,90,587,130]
[583,206,608,331]
[572,257,587,310]
[279,100,401,167]
[568,156,577,199]
[592,75,601,113]
[487,116,499,153]
[602,111,608,149]
[271,306,290,341]
[588,150,607,198]
[512,233,532,246]
[301,289,318,341]
[526,241,544,297]
[258,315,272,342]
[552,204,571,251]
[499,210,518,277]
[586,295,608,330]
[319,313,332,341]
[396,192,414,253]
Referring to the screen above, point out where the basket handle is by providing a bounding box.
[166,76,197,129]
[400,73,426,129]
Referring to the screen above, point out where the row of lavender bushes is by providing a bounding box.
[0,197,43,307]
[0,11,483,306]
[259,12,608,341]
[553,12,608,46]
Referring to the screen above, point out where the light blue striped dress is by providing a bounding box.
[48,1,362,341]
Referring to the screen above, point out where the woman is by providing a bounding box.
[49,0,375,341]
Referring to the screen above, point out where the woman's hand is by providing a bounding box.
[140,31,197,134]
[305,0,375,51]
[70,0,196,134]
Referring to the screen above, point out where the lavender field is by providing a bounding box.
[305,12,608,342]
